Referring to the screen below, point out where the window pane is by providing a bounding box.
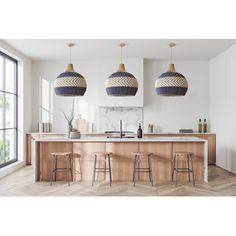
[5,93,16,128]
[5,129,16,162]
[0,92,3,128]
[0,56,3,90]
[5,59,15,93]
[0,131,4,164]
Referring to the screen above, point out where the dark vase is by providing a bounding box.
[137,124,143,138]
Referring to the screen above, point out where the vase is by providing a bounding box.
[67,124,72,138]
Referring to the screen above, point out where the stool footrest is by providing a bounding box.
[52,168,71,172]
[174,167,193,173]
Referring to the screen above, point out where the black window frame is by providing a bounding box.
[0,51,18,168]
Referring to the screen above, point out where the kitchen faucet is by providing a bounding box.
[120,120,123,138]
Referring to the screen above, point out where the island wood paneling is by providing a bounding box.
[172,142,204,182]
[27,133,215,165]
[145,133,216,165]
[35,141,206,183]
[38,142,73,181]
[73,142,106,181]
[139,142,172,181]
[106,142,139,181]
[194,134,215,165]
[26,133,66,165]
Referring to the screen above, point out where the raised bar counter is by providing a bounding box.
[32,137,208,183]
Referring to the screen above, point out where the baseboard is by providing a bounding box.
[0,161,26,179]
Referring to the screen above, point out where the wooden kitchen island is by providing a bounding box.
[32,137,208,183]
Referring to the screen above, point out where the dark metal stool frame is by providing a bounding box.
[92,153,112,187]
[70,155,82,182]
[172,153,195,187]
[133,153,153,186]
[50,153,73,186]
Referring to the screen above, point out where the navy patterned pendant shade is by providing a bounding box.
[105,63,138,96]
[54,64,87,96]
[105,43,138,96]
[54,43,87,96]
[155,43,188,96]
[155,64,188,96]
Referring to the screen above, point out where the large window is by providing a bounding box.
[40,77,53,124]
[0,51,18,168]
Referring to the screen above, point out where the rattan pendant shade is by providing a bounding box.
[155,43,188,96]
[54,43,87,96]
[105,43,138,96]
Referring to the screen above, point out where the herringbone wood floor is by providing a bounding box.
[0,165,235,196]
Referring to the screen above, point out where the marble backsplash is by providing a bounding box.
[98,107,143,133]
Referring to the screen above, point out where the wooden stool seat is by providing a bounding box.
[132,152,152,156]
[93,152,112,156]
[172,152,193,156]
[172,152,195,186]
[72,153,82,159]
[51,152,72,156]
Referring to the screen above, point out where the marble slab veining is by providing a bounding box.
[98,107,143,132]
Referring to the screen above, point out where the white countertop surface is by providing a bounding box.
[35,136,207,143]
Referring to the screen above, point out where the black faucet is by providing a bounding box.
[120,120,123,138]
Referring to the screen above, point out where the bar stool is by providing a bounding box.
[70,153,82,181]
[172,152,195,186]
[132,152,153,186]
[92,152,112,186]
[50,152,73,186]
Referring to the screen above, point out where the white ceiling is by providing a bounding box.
[2,39,236,61]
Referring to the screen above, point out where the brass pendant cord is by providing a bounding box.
[69,46,72,64]
[170,46,173,64]
[67,43,75,65]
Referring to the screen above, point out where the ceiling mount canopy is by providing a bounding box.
[155,43,188,96]
[54,42,87,96]
[105,42,138,96]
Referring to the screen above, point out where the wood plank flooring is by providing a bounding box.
[0,165,235,196]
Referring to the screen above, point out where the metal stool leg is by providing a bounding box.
[69,154,73,182]
[108,155,112,186]
[172,154,176,182]
[190,155,195,186]
[175,155,178,187]
[104,156,107,180]
[54,155,58,182]
[50,155,55,186]
[67,155,70,186]
[148,154,153,186]
[92,155,97,186]
[187,155,190,182]
[133,155,137,186]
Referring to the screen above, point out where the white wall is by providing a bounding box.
[0,40,32,177]
[32,58,143,132]
[32,59,209,134]
[210,44,236,173]
[143,60,209,133]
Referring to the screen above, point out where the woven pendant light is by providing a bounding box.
[105,43,138,96]
[54,43,87,96]
[155,43,188,96]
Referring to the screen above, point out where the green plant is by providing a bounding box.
[0,138,10,163]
